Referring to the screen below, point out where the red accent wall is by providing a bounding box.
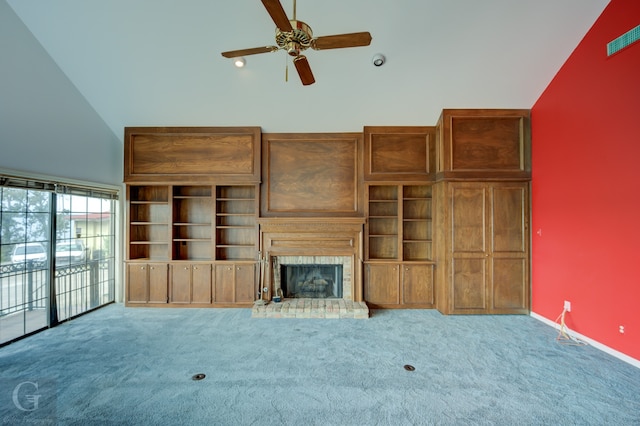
[531,0,640,361]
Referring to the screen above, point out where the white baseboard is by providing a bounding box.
[530,312,640,369]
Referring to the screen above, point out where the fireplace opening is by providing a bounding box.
[280,264,343,299]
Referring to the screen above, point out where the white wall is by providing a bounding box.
[0,0,122,186]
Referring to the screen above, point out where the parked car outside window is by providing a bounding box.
[11,242,47,265]
[55,241,87,265]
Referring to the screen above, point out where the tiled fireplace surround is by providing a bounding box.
[252,218,369,318]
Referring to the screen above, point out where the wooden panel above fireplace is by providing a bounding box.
[261,133,363,217]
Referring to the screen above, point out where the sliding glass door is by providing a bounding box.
[0,177,117,345]
[55,194,116,321]
[0,188,50,343]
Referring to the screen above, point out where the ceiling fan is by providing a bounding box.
[221,0,372,86]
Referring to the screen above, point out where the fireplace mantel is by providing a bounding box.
[257,217,365,231]
[257,217,365,302]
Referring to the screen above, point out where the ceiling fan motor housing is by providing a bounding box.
[276,20,313,56]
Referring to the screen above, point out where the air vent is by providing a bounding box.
[607,25,640,56]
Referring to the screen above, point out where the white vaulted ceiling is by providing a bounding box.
[6,0,609,138]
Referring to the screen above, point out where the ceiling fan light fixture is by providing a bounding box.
[286,43,301,56]
[234,57,246,68]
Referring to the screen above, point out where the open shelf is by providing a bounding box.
[367,184,432,261]
[171,186,213,261]
[173,185,212,198]
[367,185,399,260]
[128,185,170,260]
[215,186,257,261]
[127,184,258,262]
[402,185,432,261]
[130,186,169,203]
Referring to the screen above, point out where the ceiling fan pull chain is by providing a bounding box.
[285,55,289,82]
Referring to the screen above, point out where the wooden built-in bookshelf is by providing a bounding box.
[215,185,258,261]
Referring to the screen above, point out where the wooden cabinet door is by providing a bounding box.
[148,263,168,303]
[363,127,436,182]
[214,263,255,304]
[445,182,529,314]
[192,264,212,304]
[402,264,434,306]
[234,264,256,303]
[489,184,529,313]
[126,264,148,303]
[214,264,235,303]
[365,263,399,305]
[170,263,212,304]
[451,257,488,312]
[450,183,489,313]
[436,109,530,179]
[170,264,191,304]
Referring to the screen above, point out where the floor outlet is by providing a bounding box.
[564,300,571,312]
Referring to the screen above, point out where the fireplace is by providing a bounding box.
[281,264,343,299]
[273,255,352,300]
[256,218,367,317]
[257,255,368,318]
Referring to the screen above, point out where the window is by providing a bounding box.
[0,187,51,343]
[55,194,116,321]
[0,175,118,345]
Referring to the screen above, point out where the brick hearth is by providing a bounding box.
[251,298,369,319]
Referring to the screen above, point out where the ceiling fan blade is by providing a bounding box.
[261,0,293,32]
[293,55,315,86]
[221,46,279,58]
[312,32,372,50]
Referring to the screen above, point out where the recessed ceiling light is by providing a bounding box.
[372,54,385,67]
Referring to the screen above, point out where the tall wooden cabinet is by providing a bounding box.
[434,110,531,314]
[124,127,261,308]
[363,127,436,308]
[434,182,529,314]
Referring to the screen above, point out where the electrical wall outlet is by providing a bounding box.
[619,325,625,334]
[564,300,571,312]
